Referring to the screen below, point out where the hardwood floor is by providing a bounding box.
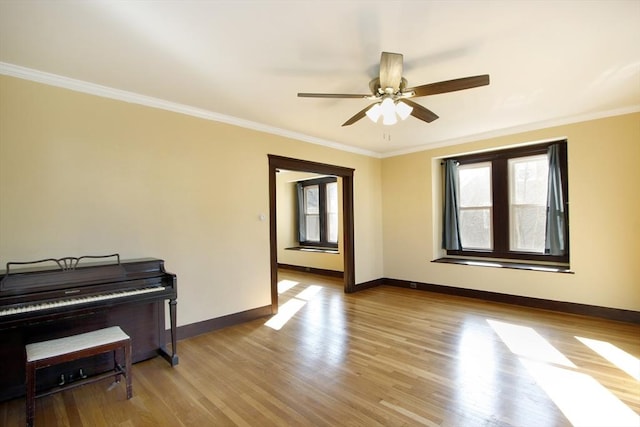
[2,270,639,426]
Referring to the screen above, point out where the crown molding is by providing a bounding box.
[3,62,637,160]
[0,62,380,159]
[380,105,640,158]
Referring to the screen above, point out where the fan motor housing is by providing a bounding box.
[369,77,408,97]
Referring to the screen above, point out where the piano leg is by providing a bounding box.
[168,298,178,366]
[159,298,179,366]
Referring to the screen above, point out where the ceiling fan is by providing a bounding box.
[298,52,489,126]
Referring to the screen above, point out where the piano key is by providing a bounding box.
[0,286,166,317]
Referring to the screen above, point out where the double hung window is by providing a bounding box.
[444,141,569,264]
[297,177,338,248]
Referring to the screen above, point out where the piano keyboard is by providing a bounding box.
[0,286,166,317]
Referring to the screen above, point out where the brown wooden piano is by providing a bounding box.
[0,254,178,402]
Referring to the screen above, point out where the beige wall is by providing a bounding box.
[276,171,344,271]
[382,112,640,311]
[1,74,636,324]
[0,75,383,327]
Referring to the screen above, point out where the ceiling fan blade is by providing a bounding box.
[401,99,439,123]
[379,52,403,93]
[342,103,377,126]
[298,93,370,99]
[407,74,490,97]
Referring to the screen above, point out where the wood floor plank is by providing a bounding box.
[1,270,638,426]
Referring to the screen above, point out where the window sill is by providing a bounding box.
[286,246,339,254]
[432,257,573,273]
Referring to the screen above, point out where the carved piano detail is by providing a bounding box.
[0,254,178,401]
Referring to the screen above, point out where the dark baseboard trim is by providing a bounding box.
[350,277,386,293]
[278,263,344,279]
[167,277,638,344]
[383,278,640,325]
[171,305,272,341]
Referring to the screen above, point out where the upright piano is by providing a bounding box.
[0,254,178,402]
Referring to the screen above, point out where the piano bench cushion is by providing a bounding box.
[26,326,129,362]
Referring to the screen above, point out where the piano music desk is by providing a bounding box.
[25,326,132,427]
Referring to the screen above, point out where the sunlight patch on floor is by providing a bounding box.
[456,322,499,414]
[294,284,322,301]
[520,359,640,427]
[489,319,640,427]
[277,279,299,294]
[265,285,323,331]
[576,336,640,381]
[487,319,574,367]
[265,298,306,330]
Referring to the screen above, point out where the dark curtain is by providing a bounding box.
[442,159,462,250]
[545,144,566,255]
[296,182,306,243]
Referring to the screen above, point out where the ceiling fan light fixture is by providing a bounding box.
[380,97,397,125]
[380,97,395,115]
[382,115,397,126]
[382,114,398,126]
[395,101,413,120]
[365,103,382,123]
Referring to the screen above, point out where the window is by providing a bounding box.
[444,141,569,264]
[297,177,338,248]
[508,154,548,253]
[458,162,493,249]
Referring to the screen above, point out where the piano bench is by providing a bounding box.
[24,326,132,427]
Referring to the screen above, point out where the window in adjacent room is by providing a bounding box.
[442,140,569,264]
[297,177,338,248]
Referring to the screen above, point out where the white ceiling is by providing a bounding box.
[1,1,639,157]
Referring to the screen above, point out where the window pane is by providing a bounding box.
[327,213,338,243]
[304,185,319,214]
[510,155,548,204]
[326,182,338,213]
[511,205,546,252]
[509,155,548,252]
[305,214,320,242]
[458,163,492,250]
[459,163,492,207]
[326,182,338,243]
[460,208,492,249]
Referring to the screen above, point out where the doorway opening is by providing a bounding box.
[268,155,355,314]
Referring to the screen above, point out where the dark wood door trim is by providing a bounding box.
[268,155,356,313]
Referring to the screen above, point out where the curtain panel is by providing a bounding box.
[296,182,306,243]
[545,144,567,255]
[442,159,462,250]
